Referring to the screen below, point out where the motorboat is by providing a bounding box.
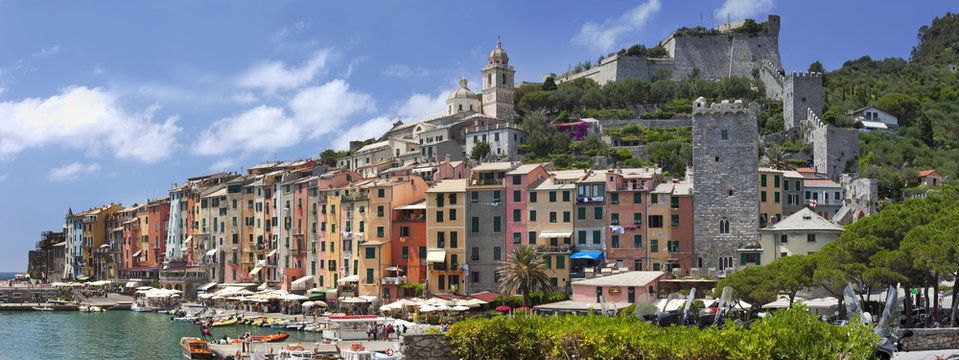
[32,306,54,311]
[230,333,290,343]
[79,305,105,312]
[179,337,213,359]
[277,344,313,360]
[340,344,398,360]
[210,318,237,327]
[131,301,154,312]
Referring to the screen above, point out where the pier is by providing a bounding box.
[209,340,396,359]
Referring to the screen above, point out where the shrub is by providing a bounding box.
[446,305,878,360]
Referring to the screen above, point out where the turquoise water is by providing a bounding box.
[0,272,18,281]
[0,310,324,359]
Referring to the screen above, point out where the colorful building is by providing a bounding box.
[426,179,467,295]
[605,168,660,272]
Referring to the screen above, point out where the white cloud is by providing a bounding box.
[396,91,448,121]
[716,0,773,22]
[288,79,376,138]
[237,50,330,93]
[208,158,240,172]
[0,86,181,162]
[231,92,259,104]
[382,65,432,78]
[572,0,662,51]
[33,45,60,57]
[49,162,100,182]
[273,21,311,40]
[332,116,396,150]
[193,105,300,156]
[0,174,7,182]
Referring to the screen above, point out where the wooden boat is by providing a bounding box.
[32,306,54,311]
[210,318,237,327]
[230,333,290,343]
[179,337,213,359]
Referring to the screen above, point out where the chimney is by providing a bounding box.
[445,154,450,164]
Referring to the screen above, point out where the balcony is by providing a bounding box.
[382,276,408,285]
[576,196,605,204]
[290,248,306,257]
[471,178,503,186]
[539,244,575,254]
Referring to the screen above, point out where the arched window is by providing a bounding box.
[458,104,463,111]
[719,218,730,234]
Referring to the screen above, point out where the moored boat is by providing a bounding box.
[210,318,237,327]
[32,306,54,311]
[179,337,213,359]
[229,333,290,343]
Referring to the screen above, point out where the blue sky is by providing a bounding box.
[0,0,955,271]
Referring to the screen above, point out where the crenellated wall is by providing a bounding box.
[784,72,823,129]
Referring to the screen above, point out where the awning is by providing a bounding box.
[205,249,218,257]
[249,266,263,276]
[184,236,193,245]
[570,250,604,260]
[412,167,434,173]
[132,250,143,257]
[76,275,90,281]
[267,249,277,257]
[857,120,888,129]
[197,282,218,291]
[125,281,141,288]
[538,231,573,238]
[426,249,447,263]
[337,275,359,284]
[291,275,314,290]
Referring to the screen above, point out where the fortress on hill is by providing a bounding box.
[560,15,783,87]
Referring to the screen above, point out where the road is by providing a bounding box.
[894,350,959,359]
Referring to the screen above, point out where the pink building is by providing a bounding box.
[570,271,668,303]
[145,199,170,268]
[505,164,549,255]
[437,155,469,180]
[603,168,660,271]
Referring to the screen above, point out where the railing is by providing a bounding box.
[382,276,407,285]
[539,244,575,253]
[472,178,503,186]
[576,197,605,204]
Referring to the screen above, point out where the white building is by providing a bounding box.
[851,106,898,131]
[753,208,843,265]
[803,179,842,220]
[464,122,527,161]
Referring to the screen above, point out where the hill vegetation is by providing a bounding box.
[819,13,959,199]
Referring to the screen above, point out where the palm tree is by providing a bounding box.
[761,144,797,170]
[496,245,553,308]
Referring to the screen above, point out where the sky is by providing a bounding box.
[1,0,955,272]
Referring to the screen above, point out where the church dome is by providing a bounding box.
[488,41,508,64]
[447,77,476,100]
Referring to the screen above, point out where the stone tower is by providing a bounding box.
[691,97,760,274]
[783,71,823,129]
[482,40,515,122]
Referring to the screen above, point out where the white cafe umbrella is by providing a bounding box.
[451,305,470,312]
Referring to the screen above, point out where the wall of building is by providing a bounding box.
[464,188,505,294]
[691,99,760,272]
[759,230,840,264]
[783,72,823,129]
[805,110,859,182]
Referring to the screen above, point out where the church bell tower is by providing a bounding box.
[481,40,515,122]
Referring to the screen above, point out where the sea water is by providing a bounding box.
[0,310,323,359]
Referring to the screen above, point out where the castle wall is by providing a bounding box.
[805,109,859,182]
[783,72,823,129]
[759,58,785,100]
[691,98,760,272]
[664,33,781,82]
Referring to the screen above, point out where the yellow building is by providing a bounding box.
[425,179,467,295]
[526,177,573,290]
[358,177,428,299]
[79,203,123,278]
[758,167,784,227]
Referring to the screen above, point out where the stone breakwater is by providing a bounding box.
[400,333,455,360]
[901,328,959,351]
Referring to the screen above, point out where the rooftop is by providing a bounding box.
[427,179,467,193]
[571,271,667,287]
[506,163,544,175]
[763,208,844,232]
[471,161,515,172]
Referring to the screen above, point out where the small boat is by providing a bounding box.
[131,302,154,312]
[32,306,54,311]
[179,337,213,359]
[230,333,290,343]
[210,318,237,327]
[277,345,313,360]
